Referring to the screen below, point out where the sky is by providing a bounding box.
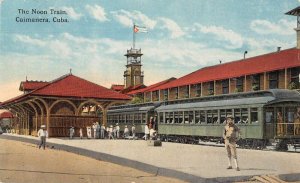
[0,0,300,102]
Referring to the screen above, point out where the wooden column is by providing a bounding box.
[264,72,267,90]
[244,75,247,92]
[284,68,288,89]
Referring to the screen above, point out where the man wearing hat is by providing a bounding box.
[37,125,48,150]
[116,123,120,139]
[131,124,136,139]
[69,126,75,139]
[223,114,241,171]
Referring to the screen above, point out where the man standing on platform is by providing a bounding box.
[132,124,136,139]
[69,126,75,139]
[223,115,241,171]
[116,123,120,139]
[100,124,105,139]
[37,125,48,150]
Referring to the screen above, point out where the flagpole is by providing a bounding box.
[133,23,136,49]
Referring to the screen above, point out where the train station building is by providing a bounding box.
[0,74,131,137]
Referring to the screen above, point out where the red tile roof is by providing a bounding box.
[1,74,131,106]
[127,77,177,95]
[0,111,13,119]
[19,81,49,91]
[152,48,300,91]
[111,84,125,91]
[32,74,131,100]
[121,84,146,94]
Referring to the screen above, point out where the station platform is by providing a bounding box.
[1,134,300,183]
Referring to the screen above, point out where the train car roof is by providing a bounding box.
[156,89,300,111]
[108,102,161,113]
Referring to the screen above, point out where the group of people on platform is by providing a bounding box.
[276,107,300,136]
[68,122,136,140]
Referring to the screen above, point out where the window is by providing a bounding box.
[185,85,190,98]
[174,111,183,123]
[236,77,244,92]
[234,109,241,123]
[134,113,141,124]
[222,80,229,94]
[175,87,179,99]
[120,114,125,123]
[250,108,258,123]
[152,90,159,101]
[265,108,274,123]
[163,89,168,101]
[165,112,173,124]
[290,67,300,89]
[195,84,201,97]
[269,71,278,89]
[207,110,218,124]
[159,112,164,124]
[252,74,260,91]
[220,109,232,124]
[184,111,194,124]
[208,81,214,95]
[142,113,146,124]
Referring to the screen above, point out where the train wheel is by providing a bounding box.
[275,139,288,151]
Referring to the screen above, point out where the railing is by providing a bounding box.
[276,123,300,136]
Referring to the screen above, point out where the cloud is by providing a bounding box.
[14,35,46,46]
[62,7,82,20]
[111,10,156,29]
[250,19,294,35]
[158,17,185,39]
[86,4,108,22]
[14,34,72,58]
[194,23,243,49]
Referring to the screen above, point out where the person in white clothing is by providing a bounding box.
[100,124,105,139]
[144,124,149,140]
[116,123,120,139]
[79,128,83,139]
[87,126,92,139]
[131,124,136,139]
[37,125,48,150]
[69,127,75,139]
[124,125,129,138]
[108,125,114,139]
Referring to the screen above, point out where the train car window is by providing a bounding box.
[207,110,213,124]
[141,113,146,124]
[189,111,194,124]
[184,111,189,123]
[241,108,248,124]
[174,112,179,123]
[207,110,218,124]
[159,112,164,123]
[165,112,173,124]
[120,114,125,123]
[200,111,206,124]
[234,109,241,123]
[195,111,200,124]
[250,108,258,124]
[179,111,183,123]
[265,110,273,123]
[134,113,141,124]
[286,107,295,123]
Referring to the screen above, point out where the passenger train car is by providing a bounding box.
[107,89,300,150]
